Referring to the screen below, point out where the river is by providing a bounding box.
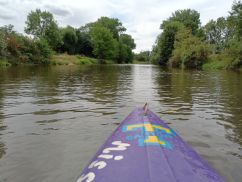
[0,64,241,182]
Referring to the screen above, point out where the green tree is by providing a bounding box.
[118,34,136,63]
[119,34,136,49]
[0,31,7,57]
[60,26,77,54]
[75,26,93,56]
[162,9,201,34]
[228,1,242,40]
[90,26,118,60]
[0,24,52,65]
[226,39,242,68]
[34,38,53,63]
[0,24,15,35]
[25,9,61,49]
[158,21,184,65]
[135,51,150,62]
[92,17,126,39]
[169,28,210,69]
[87,17,135,63]
[150,35,162,64]
[204,17,232,53]
[117,43,128,63]
[224,1,242,68]
[0,25,15,58]
[151,9,202,66]
[117,42,134,63]
[12,35,52,64]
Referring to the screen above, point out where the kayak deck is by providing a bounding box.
[77,107,224,182]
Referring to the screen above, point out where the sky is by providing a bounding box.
[0,0,235,52]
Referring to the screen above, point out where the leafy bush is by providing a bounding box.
[17,36,52,64]
[90,26,118,60]
[169,29,210,69]
[202,54,232,70]
[135,51,150,62]
[226,39,242,69]
[0,31,7,57]
[35,39,53,63]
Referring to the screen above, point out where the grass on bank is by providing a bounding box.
[0,54,113,67]
[0,59,11,67]
[50,54,114,65]
[202,54,234,70]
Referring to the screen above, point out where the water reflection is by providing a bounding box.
[154,69,194,116]
[154,69,242,147]
[217,72,242,147]
[0,86,6,159]
[154,68,242,181]
[0,65,241,182]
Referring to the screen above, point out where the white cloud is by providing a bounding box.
[44,5,71,17]
[0,0,234,52]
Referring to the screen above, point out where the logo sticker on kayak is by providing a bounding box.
[122,123,176,149]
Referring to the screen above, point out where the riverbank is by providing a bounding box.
[1,54,241,71]
[201,54,242,70]
[132,60,151,64]
[0,54,114,68]
[50,54,114,65]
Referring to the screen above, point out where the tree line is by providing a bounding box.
[147,1,242,69]
[0,9,136,66]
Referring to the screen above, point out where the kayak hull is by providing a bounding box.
[77,108,224,182]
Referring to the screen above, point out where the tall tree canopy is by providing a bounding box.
[46,16,136,63]
[149,1,242,69]
[169,28,210,69]
[90,26,118,60]
[157,21,184,65]
[161,9,201,34]
[75,26,93,56]
[25,9,61,49]
[135,51,150,62]
[60,26,77,54]
[228,0,242,40]
[118,34,136,63]
[91,17,126,39]
[87,17,135,63]
[152,9,201,66]
[119,34,136,49]
[204,17,232,53]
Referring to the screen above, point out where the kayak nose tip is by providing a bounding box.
[143,102,148,115]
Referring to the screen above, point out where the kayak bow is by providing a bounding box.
[77,107,224,182]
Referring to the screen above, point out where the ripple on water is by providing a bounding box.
[187,141,211,148]
[0,65,242,182]
[0,142,6,159]
[36,119,60,124]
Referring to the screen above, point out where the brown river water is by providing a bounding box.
[0,64,241,182]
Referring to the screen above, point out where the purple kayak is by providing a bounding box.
[77,107,224,182]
